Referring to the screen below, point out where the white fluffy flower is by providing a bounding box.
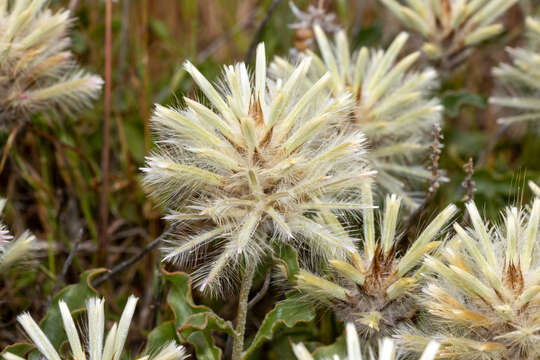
[0,0,103,130]
[271,27,442,208]
[292,323,440,360]
[490,17,540,129]
[142,43,373,295]
[8,296,187,360]
[379,0,518,70]
[294,185,456,340]
[0,198,35,272]
[401,197,540,360]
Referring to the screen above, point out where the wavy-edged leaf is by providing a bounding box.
[244,292,315,357]
[178,312,235,360]
[273,244,300,283]
[162,271,231,360]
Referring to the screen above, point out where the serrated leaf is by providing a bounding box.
[244,292,315,357]
[442,90,487,117]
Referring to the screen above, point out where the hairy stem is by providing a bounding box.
[232,260,256,360]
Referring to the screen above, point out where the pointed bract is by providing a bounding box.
[271,28,441,209]
[142,43,374,296]
[0,0,103,130]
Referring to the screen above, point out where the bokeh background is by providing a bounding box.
[1,0,539,355]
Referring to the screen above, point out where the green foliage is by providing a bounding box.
[244,293,316,358]
[442,90,487,118]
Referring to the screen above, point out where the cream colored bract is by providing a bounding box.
[294,184,456,341]
[401,197,540,360]
[142,43,374,295]
[271,27,441,209]
[0,0,103,130]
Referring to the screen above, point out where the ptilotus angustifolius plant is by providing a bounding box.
[0,0,103,130]
[400,197,540,360]
[142,43,374,296]
[490,17,540,131]
[5,296,187,360]
[379,0,519,71]
[0,198,35,272]
[271,27,442,209]
[294,184,457,342]
[292,322,441,360]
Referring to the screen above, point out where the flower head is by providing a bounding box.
[271,27,442,209]
[0,0,103,130]
[294,184,456,341]
[379,0,518,70]
[490,17,540,131]
[9,296,187,360]
[288,1,339,53]
[142,43,373,295]
[401,197,540,360]
[292,322,440,360]
[0,198,35,272]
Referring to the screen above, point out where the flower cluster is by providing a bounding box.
[379,0,518,70]
[271,26,442,209]
[0,0,103,130]
[294,184,456,341]
[490,17,540,130]
[401,197,540,360]
[0,198,35,272]
[142,43,374,295]
[292,322,440,360]
[5,296,187,360]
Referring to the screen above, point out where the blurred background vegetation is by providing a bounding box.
[0,0,539,356]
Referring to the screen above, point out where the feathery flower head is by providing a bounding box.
[379,0,518,70]
[0,198,35,272]
[0,0,103,130]
[292,322,440,360]
[294,185,457,340]
[490,17,540,130]
[401,197,540,359]
[142,43,374,295]
[271,27,442,209]
[7,296,187,360]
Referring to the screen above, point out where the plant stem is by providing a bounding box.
[231,260,256,360]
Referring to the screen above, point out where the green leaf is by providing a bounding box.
[272,244,300,283]
[162,271,231,360]
[38,269,105,350]
[244,292,315,357]
[353,25,383,47]
[1,344,34,358]
[162,270,211,326]
[442,90,487,117]
[145,322,178,354]
[178,313,235,360]
[312,332,347,360]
